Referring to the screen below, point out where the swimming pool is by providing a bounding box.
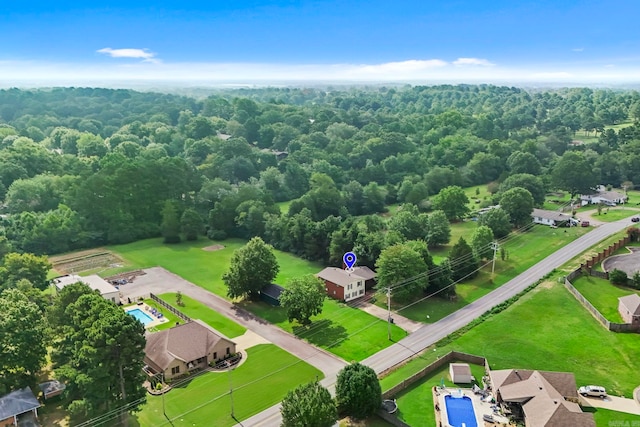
[444,395,478,427]
[128,308,154,326]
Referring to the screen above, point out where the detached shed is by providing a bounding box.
[449,363,473,384]
[39,380,66,400]
[260,284,285,306]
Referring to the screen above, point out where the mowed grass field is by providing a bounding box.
[102,237,401,361]
[158,293,246,338]
[132,344,322,427]
[571,275,640,323]
[241,298,405,361]
[106,238,322,297]
[381,282,640,403]
[392,223,589,322]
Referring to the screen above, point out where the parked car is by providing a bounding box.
[581,221,590,227]
[632,217,640,223]
[579,385,607,397]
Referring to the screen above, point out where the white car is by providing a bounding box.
[579,385,607,398]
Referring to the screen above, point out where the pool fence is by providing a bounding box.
[149,293,191,323]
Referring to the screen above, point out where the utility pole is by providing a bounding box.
[229,364,235,418]
[387,287,392,340]
[491,242,500,275]
[161,372,168,421]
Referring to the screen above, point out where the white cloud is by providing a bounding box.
[572,48,585,52]
[453,57,494,66]
[97,48,158,63]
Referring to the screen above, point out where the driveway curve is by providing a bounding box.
[602,247,640,276]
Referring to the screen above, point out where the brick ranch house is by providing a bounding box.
[316,266,376,302]
[144,320,236,380]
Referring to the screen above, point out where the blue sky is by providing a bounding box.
[1,0,639,85]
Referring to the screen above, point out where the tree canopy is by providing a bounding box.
[335,363,382,419]
[48,283,147,423]
[0,289,47,394]
[280,381,337,427]
[223,237,280,300]
[279,275,326,325]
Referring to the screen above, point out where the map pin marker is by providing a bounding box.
[343,252,357,270]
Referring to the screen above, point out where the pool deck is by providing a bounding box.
[433,386,511,427]
[124,302,169,329]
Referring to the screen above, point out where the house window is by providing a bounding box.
[213,352,217,360]
[226,347,230,355]
[359,289,364,295]
[345,293,350,299]
[171,366,180,375]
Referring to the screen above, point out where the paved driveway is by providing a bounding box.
[602,247,640,276]
[120,267,347,380]
[580,395,640,415]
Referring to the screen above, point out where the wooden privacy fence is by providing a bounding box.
[382,351,487,399]
[149,293,191,323]
[563,234,639,333]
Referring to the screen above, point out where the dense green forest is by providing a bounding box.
[2,85,640,270]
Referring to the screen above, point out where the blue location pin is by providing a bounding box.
[343,252,357,270]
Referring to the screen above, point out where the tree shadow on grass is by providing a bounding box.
[234,301,289,325]
[293,319,348,348]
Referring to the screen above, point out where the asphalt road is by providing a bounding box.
[238,218,634,426]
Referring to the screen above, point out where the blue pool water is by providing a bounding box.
[128,308,154,326]
[444,395,478,427]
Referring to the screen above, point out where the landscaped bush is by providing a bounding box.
[609,269,628,286]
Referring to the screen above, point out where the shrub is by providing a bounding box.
[207,229,227,240]
[609,269,628,286]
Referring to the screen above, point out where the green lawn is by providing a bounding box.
[464,184,494,211]
[132,344,322,427]
[392,363,485,427]
[584,207,640,222]
[240,298,405,362]
[590,407,640,427]
[394,224,589,323]
[102,237,400,360]
[105,238,321,298]
[157,293,246,338]
[571,275,640,323]
[382,282,640,400]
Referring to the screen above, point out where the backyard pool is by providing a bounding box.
[128,308,154,326]
[444,395,478,427]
